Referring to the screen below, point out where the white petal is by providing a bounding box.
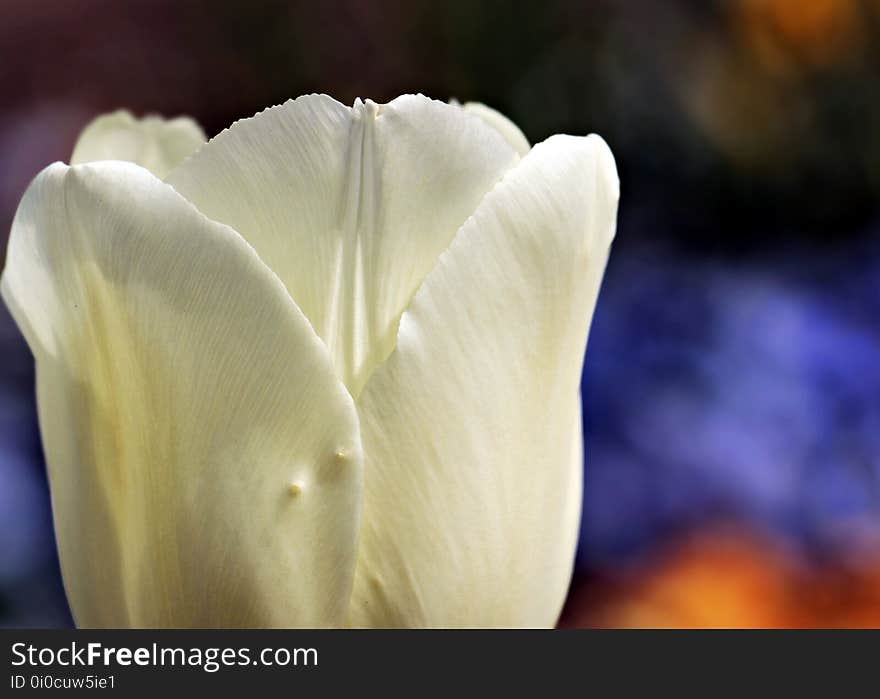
[166,94,519,396]
[1,162,362,628]
[463,102,531,156]
[348,134,619,628]
[70,110,206,178]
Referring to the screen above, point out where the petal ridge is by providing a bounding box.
[166,93,520,396]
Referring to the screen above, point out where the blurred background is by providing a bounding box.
[1,0,879,627]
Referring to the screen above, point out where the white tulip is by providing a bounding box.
[1,94,618,628]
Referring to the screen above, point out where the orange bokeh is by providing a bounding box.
[736,0,864,69]
[562,529,880,629]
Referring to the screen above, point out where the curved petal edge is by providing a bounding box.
[1,161,363,628]
[71,110,206,179]
[348,134,619,627]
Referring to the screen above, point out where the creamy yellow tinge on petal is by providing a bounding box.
[1,162,363,628]
[349,135,618,627]
[164,97,616,626]
[71,110,206,179]
[165,95,521,397]
[2,96,617,628]
[461,101,531,156]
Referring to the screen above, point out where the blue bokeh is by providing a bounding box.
[2,235,877,626]
[580,238,880,569]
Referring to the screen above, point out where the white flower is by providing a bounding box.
[1,94,618,628]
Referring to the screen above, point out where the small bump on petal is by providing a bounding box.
[0,160,364,628]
